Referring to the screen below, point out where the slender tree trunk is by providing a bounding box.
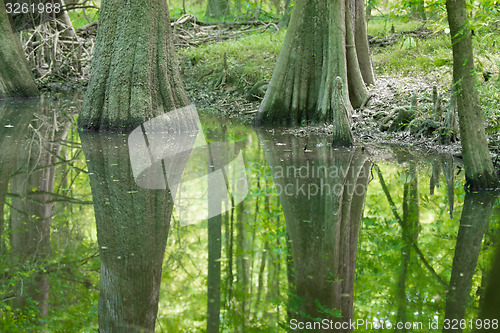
[411,0,426,20]
[235,200,249,332]
[443,192,496,333]
[79,0,189,132]
[205,0,230,19]
[0,0,39,98]
[446,0,499,189]
[353,0,375,85]
[396,163,419,332]
[345,0,369,108]
[476,217,500,331]
[256,0,358,134]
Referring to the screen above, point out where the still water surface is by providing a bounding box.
[0,97,499,332]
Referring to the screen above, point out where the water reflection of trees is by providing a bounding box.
[258,130,372,331]
[0,97,83,326]
[80,133,175,332]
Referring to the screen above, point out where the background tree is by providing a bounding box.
[79,0,189,132]
[446,0,499,189]
[0,0,39,98]
[205,0,230,19]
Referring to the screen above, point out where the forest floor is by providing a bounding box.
[33,15,500,172]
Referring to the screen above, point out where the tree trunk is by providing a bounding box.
[411,0,426,20]
[279,0,292,27]
[81,133,174,332]
[79,0,189,132]
[446,0,499,189]
[345,0,369,108]
[207,147,222,333]
[205,0,230,19]
[256,0,369,137]
[0,0,39,99]
[443,192,496,333]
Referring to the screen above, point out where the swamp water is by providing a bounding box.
[0,97,499,332]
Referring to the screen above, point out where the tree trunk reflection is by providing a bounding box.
[258,130,372,332]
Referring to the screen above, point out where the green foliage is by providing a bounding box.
[179,30,286,91]
[68,2,99,29]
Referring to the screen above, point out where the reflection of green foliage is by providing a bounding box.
[0,119,99,332]
[355,161,499,331]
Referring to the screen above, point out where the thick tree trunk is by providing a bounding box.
[443,192,496,333]
[79,0,189,132]
[446,0,499,189]
[0,0,39,99]
[345,0,369,108]
[81,133,174,332]
[205,0,230,19]
[411,0,426,20]
[256,1,350,127]
[279,0,292,27]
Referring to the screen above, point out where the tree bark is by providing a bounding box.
[446,0,499,189]
[0,0,39,99]
[257,1,358,130]
[79,0,189,132]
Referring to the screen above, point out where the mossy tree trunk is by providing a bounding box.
[205,0,230,20]
[446,0,499,190]
[0,0,39,99]
[256,0,371,144]
[79,0,189,132]
[352,0,375,86]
